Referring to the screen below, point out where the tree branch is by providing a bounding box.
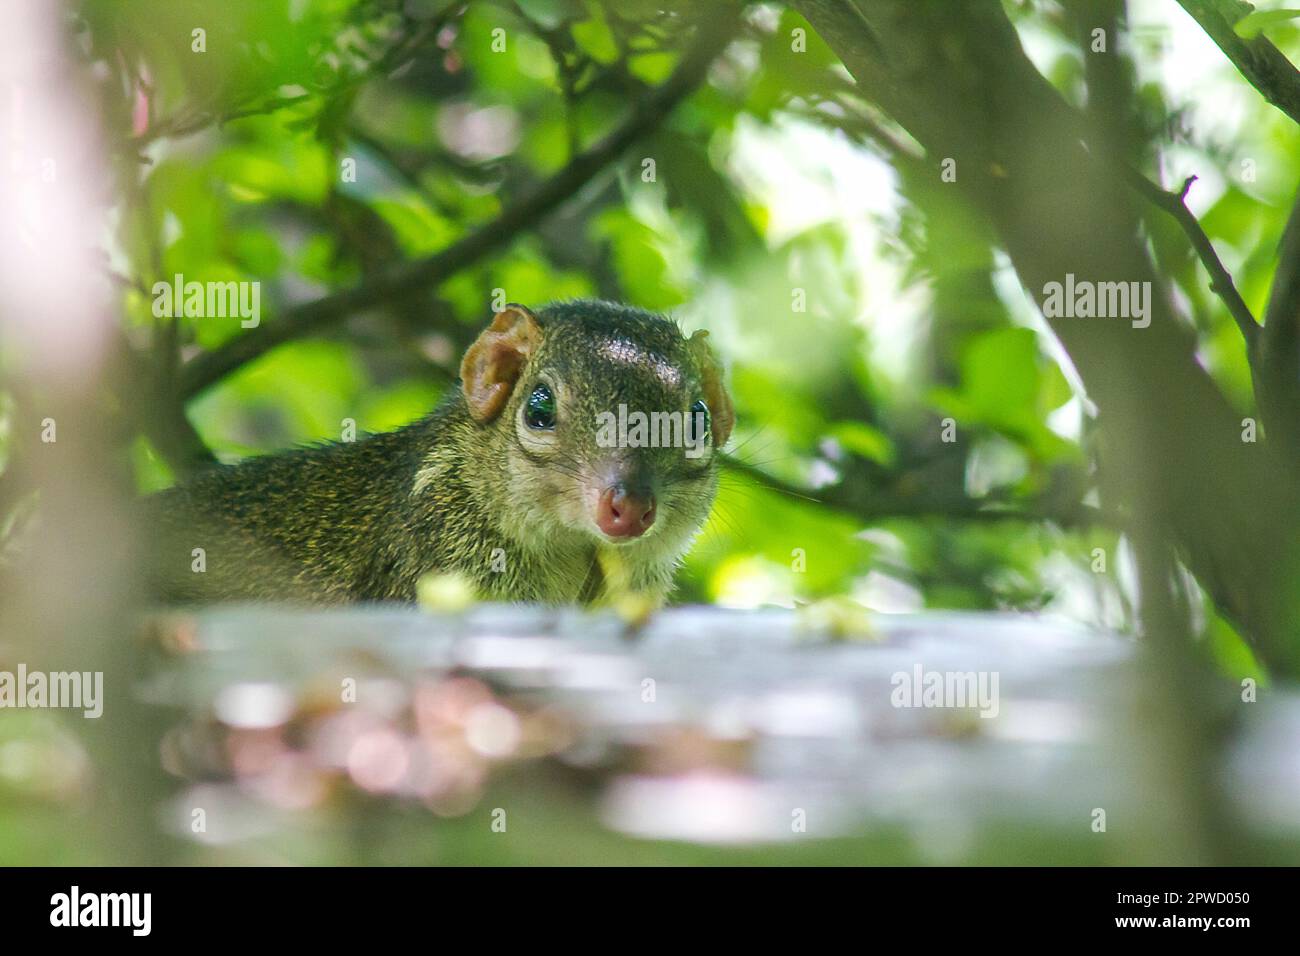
[722,455,1116,529]
[1257,183,1300,453]
[790,0,1300,675]
[811,81,1263,366]
[1176,0,1300,127]
[132,7,455,151]
[110,331,217,476]
[1127,170,1261,356]
[133,93,313,151]
[176,8,738,399]
[1265,187,1300,333]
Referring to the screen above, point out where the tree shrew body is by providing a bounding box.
[147,300,733,607]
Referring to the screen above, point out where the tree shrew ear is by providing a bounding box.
[687,329,734,447]
[460,304,543,423]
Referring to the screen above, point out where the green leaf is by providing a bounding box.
[628,51,678,84]
[1233,9,1300,39]
[360,381,445,433]
[370,198,457,256]
[515,0,584,30]
[589,207,687,309]
[571,17,619,65]
[828,421,896,466]
[131,436,175,494]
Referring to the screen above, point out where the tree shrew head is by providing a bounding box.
[458,300,733,555]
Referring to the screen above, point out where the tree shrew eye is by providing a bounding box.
[688,399,710,445]
[525,383,556,430]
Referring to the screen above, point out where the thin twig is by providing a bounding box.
[177,8,738,398]
[1126,169,1260,356]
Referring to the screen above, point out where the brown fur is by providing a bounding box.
[145,300,732,606]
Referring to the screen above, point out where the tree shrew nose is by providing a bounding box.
[596,484,656,539]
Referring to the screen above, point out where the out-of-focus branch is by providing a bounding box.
[112,334,217,475]
[722,455,1117,529]
[1127,171,1261,357]
[132,6,456,151]
[1175,0,1300,127]
[1264,187,1300,336]
[176,7,739,399]
[133,93,313,150]
[1258,185,1300,453]
[817,73,1263,362]
[0,0,172,863]
[789,0,1300,675]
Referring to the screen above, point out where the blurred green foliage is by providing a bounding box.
[35,0,1297,668]
[4,0,1300,871]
